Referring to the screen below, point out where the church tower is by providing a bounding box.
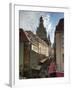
[36,16,47,42]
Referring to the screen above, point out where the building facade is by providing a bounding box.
[55,18,64,72]
[19,28,49,78]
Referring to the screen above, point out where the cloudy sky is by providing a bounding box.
[19,10,64,44]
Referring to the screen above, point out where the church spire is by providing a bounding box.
[40,16,43,23]
[36,16,47,42]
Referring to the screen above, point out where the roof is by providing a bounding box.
[25,31,48,46]
[55,18,64,33]
[35,35,48,46]
[19,28,28,42]
[19,28,48,46]
[25,31,39,45]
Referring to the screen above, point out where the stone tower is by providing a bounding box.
[36,16,47,42]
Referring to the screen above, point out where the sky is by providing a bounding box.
[19,10,64,44]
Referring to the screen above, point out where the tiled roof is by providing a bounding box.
[25,31,48,46]
[19,28,48,46]
[25,31,38,45]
